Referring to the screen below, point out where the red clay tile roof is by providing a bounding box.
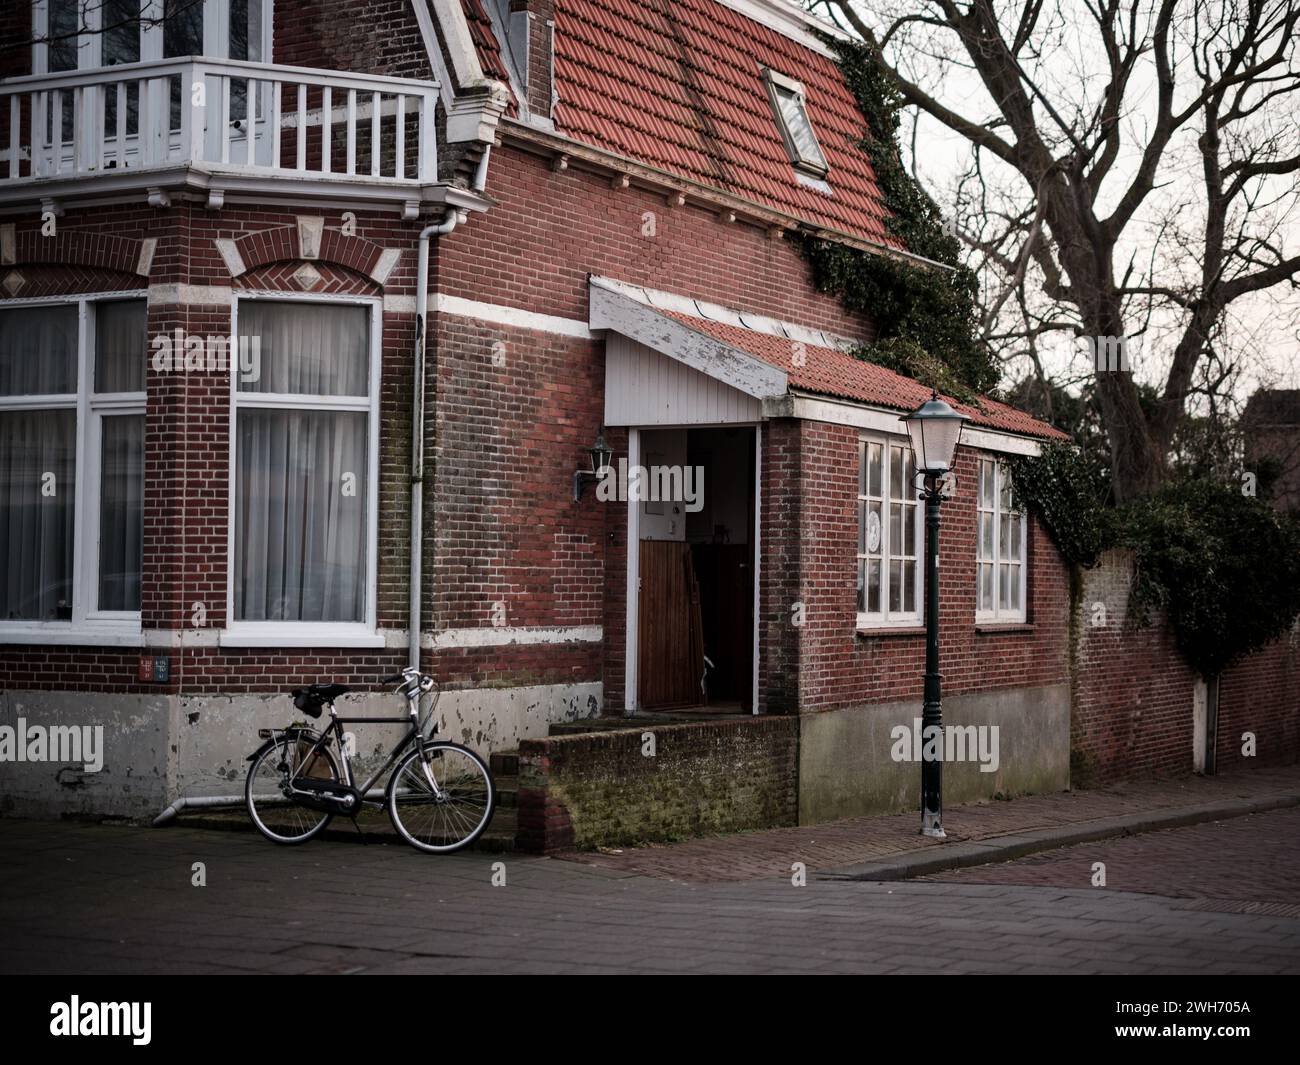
[660,310,1068,440]
[463,0,898,248]
[462,0,516,111]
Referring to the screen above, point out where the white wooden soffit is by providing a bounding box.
[590,281,788,400]
[412,0,511,142]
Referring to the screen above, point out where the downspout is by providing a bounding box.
[410,208,466,670]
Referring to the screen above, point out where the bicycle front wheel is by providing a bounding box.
[387,742,495,854]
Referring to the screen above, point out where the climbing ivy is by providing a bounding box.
[797,36,998,399]
[1008,446,1300,677]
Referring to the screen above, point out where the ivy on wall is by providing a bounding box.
[1009,445,1300,677]
[796,36,998,401]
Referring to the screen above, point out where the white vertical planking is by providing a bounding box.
[604,334,763,426]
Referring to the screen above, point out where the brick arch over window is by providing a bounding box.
[236,260,382,297]
[0,264,145,299]
[216,221,402,289]
[5,225,153,278]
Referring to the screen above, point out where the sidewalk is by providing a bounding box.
[557,765,1300,883]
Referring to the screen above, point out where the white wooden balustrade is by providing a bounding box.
[0,57,439,193]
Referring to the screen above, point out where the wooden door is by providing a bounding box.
[637,540,705,709]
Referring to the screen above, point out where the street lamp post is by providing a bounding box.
[901,392,969,838]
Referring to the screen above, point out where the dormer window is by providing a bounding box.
[763,68,828,179]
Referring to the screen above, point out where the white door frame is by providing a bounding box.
[623,423,762,715]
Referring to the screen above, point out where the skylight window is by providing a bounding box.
[764,68,829,179]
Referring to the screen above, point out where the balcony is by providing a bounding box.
[0,57,484,218]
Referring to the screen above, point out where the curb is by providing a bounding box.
[818,791,1300,882]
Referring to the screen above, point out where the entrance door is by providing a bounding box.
[634,426,756,711]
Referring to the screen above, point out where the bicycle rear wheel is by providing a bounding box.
[387,742,495,853]
[245,735,341,845]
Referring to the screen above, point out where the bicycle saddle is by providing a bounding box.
[291,683,351,717]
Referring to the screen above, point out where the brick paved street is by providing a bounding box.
[925,806,1300,909]
[1,813,1298,974]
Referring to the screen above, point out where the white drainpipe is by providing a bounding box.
[409,208,467,669]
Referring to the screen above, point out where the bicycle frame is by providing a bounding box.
[281,683,441,806]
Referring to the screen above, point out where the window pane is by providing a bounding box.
[888,500,901,554]
[94,300,147,392]
[999,564,1010,609]
[889,446,903,499]
[48,0,79,71]
[857,497,866,554]
[903,504,916,555]
[0,410,76,619]
[0,305,78,395]
[235,409,368,622]
[164,0,205,57]
[999,509,1010,558]
[979,563,992,611]
[999,467,1012,510]
[889,559,902,613]
[856,557,865,613]
[98,415,143,611]
[867,500,881,556]
[775,87,825,168]
[980,512,993,559]
[867,558,880,613]
[1010,565,1021,612]
[868,442,881,497]
[980,460,994,506]
[903,560,915,613]
[1009,514,1022,560]
[858,444,866,497]
[238,302,369,396]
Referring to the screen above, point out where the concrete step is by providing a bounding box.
[175,803,516,853]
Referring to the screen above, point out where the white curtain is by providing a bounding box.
[0,410,76,620]
[98,414,143,612]
[239,302,368,396]
[234,302,369,622]
[0,305,78,395]
[94,300,147,393]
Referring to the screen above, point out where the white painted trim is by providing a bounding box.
[590,283,787,400]
[425,625,602,650]
[430,293,595,338]
[219,625,387,648]
[711,0,849,58]
[772,393,1047,456]
[625,427,640,713]
[0,626,144,647]
[590,275,859,352]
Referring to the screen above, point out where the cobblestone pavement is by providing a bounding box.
[1,818,1298,974]
[924,806,1300,912]
[558,765,1300,883]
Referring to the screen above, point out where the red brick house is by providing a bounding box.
[0,0,1074,824]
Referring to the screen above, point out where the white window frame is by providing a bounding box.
[763,67,829,180]
[222,291,382,649]
[857,434,923,629]
[32,0,274,72]
[976,456,1028,623]
[0,291,147,644]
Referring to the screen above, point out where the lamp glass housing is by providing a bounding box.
[902,395,968,475]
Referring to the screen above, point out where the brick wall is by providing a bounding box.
[516,715,799,852]
[756,421,1072,715]
[1071,550,1300,784]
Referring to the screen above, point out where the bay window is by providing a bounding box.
[857,436,923,628]
[228,297,379,642]
[976,457,1027,621]
[0,296,146,632]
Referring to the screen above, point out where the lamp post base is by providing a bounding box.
[921,810,945,839]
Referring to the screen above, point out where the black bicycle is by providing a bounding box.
[244,667,495,853]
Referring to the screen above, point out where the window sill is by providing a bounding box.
[0,626,144,647]
[218,625,387,649]
[856,625,926,638]
[975,621,1034,634]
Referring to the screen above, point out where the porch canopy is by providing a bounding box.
[588,275,1063,452]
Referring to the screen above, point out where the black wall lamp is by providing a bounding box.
[573,430,614,502]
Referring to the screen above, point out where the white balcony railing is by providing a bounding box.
[0,57,439,190]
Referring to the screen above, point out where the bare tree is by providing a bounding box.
[811,0,1300,501]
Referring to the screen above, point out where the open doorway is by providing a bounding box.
[634,426,756,712]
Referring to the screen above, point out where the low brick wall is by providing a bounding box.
[516,717,799,853]
[1072,550,1300,784]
